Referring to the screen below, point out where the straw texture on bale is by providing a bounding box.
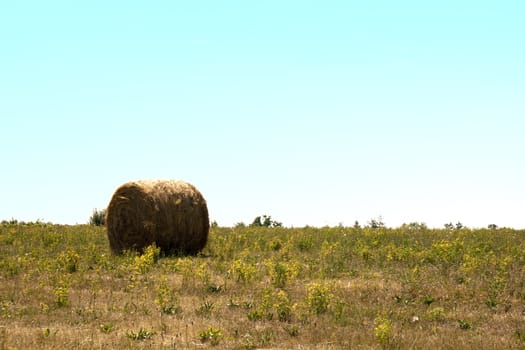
[106,180,209,255]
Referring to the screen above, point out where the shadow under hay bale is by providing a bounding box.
[105,180,209,255]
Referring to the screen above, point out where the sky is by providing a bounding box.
[1,1,524,228]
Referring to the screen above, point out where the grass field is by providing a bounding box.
[1,223,524,349]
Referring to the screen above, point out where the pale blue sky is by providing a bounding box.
[1,1,524,228]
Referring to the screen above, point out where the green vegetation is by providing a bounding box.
[250,215,282,228]
[88,208,106,226]
[0,222,524,348]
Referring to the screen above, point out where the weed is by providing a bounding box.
[195,262,210,286]
[39,302,49,313]
[319,241,343,277]
[259,289,275,320]
[485,296,498,309]
[240,337,257,350]
[296,235,314,251]
[360,246,372,262]
[227,298,240,308]
[426,306,445,321]
[274,290,293,322]
[155,277,181,315]
[57,249,80,273]
[0,257,20,277]
[458,319,472,330]
[259,328,274,344]
[265,257,298,288]
[132,244,160,274]
[285,325,299,337]
[247,310,263,321]
[199,326,223,346]
[268,237,283,251]
[267,258,288,288]
[175,257,195,287]
[206,284,223,293]
[196,300,214,318]
[332,299,349,325]
[99,324,114,334]
[374,316,392,347]
[43,328,51,337]
[1,301,12,318]
[126,327,154,341]
[228,256,257,283]
[53,284,69,307]
[421,295,435,306]
[305,282,332,315]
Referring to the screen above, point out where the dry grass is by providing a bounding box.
[106,179,209,255]
[0,224,524,349]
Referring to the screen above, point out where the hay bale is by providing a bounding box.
[106,179,209,255]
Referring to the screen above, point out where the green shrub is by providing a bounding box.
[89,208,106,226]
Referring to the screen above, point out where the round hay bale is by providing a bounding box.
[106,179,209,255]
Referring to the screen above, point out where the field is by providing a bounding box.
[1,223,524,349]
